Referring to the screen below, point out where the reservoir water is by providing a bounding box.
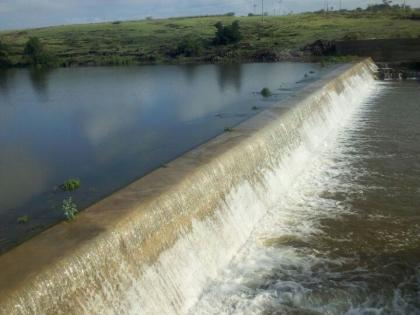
[190,80,420,314]
[0,62,327,253]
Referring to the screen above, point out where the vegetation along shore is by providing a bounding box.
[0,5,420,68]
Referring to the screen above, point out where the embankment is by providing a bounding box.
[0,59,377,315]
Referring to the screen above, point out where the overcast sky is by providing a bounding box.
[0,0,419,30]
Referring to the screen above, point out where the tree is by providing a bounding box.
[0,40,12,68]
[213,21,243,45]
[23,37,53,66]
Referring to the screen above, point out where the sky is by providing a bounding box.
[0,0,419,30]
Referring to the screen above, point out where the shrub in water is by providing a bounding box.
[63,197,78,221]
[61,178,81,192]
[260,87,272,97]
[17,215,29,224]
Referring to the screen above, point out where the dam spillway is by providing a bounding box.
[0,60,379,315]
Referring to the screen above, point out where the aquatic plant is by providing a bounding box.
[61,178,81,192]
[260,87,272,97]
[17,215,29,224]
[62,197,78,221]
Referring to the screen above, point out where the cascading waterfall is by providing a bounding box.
[189,76,385,315]
[0,60,378,315]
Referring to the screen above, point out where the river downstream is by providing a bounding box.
[190,80,420,314]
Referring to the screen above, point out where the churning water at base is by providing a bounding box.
[189,81,420,315]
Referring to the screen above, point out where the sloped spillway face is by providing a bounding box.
[0,61,378,315]
[120,68,377,315]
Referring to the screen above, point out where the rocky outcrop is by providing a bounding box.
[303,40,337,56]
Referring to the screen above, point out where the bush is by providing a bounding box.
[176,38,203,57]
[225,12,235,16]
[23,37,55,66]
[409,12,420,20]
[0,41,12,68]
[213,21,243,45]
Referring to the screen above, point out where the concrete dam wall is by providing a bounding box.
[0,59,377,315]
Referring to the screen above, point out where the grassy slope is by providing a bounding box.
[1,11,420,66]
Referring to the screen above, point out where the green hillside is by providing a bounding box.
[1,10,420,67]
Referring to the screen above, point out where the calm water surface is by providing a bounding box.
[191,81,420,314]
[0,63,327,253]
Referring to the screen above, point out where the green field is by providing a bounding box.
[1,10,420,67]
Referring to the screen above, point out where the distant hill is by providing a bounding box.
[0,10,419,67]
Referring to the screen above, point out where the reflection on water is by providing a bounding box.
[190,81,420,314]
[0,69,14,98]
[217,63,242,92]
[28,68,51,100]
[0,62,327,253]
